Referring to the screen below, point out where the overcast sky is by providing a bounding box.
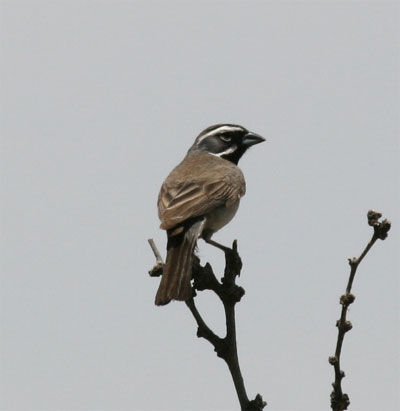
[1,1,399,410]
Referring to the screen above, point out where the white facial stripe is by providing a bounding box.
[197,125,243,143]
[211,145,237,157]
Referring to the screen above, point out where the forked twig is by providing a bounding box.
[148,239,266,411]
[329,210,391,411]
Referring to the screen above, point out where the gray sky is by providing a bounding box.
[1,1,399,410]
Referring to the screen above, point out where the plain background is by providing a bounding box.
[1,1,399,410]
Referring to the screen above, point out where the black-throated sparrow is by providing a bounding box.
[155,124,265,306]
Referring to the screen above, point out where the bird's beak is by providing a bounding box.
[242,131,266,147]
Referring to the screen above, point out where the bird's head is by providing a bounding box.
[189,124,265,164]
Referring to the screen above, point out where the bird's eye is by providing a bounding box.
[220,135,231,142]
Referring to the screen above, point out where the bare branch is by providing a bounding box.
[148,239,266,410]
[329,210,391,411]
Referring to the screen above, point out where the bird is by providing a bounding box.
[155,124,265,306]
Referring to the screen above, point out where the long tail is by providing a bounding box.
[155,219,204,306]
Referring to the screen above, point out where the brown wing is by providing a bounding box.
[158,154,245,231]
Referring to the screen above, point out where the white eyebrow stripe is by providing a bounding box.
[197,125,243,143]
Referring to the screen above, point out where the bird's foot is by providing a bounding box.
[204,238,231,253]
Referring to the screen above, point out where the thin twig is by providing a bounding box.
[185,298,223,351]
[329,210,391,411]
[148,239,164,277]
[148,238,164,264]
